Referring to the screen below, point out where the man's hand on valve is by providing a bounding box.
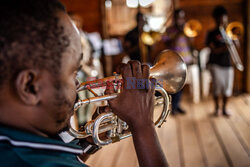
[105,60,168,167]
[105,61,156,131]
[79,61,168,167]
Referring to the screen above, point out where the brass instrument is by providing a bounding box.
[184,19,202,38]
[69,50,187,146]
[219,21,244,71]
[226,21,244,40]
[141,31,162,46]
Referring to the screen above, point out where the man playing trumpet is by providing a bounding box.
[0,0,168,166]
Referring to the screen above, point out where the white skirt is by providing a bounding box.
[209,64,234,97]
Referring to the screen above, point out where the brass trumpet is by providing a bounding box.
[69,50,187,146]
[184,19,202,38]
[219,22,244,71]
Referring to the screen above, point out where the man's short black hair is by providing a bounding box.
[0,0,69,88]
[212,5,228,19]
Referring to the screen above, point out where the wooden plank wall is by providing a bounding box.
[246,0,250,93]
[59,0,102,33]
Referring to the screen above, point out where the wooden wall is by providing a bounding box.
[60,0,102,33]
[246,0,250,93]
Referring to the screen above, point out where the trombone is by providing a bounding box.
[219,21,244,71]
[69,50,187,146]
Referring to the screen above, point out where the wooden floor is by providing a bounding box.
[86,94,250,167]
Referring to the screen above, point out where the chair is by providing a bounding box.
[186,64,200,103]
[199,47,212,98]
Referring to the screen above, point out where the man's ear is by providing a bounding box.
[15,70,40,105]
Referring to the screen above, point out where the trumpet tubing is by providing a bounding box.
[70,86,171,146]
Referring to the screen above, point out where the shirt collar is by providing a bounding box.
[0,124,83,154]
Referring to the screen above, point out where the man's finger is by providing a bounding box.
[142,64,150,79]
[128,60,142,78]
[149,77,157,94]
[115,63,126,74]
[121,63,133,90]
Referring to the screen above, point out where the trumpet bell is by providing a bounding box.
[150,50,187,94]
[184,19,202,38]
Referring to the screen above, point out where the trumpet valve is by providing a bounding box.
[85,120,95,135]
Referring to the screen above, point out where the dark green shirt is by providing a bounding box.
[0,125,87,167]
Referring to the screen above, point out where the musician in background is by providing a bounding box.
[0,0,168,166]
[206,6,234,116]
[163,9,194,115]
[69,12,104,80]
[124,12,146,62]
[69,12,101,126]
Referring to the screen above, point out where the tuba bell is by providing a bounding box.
[69,50,187,146]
